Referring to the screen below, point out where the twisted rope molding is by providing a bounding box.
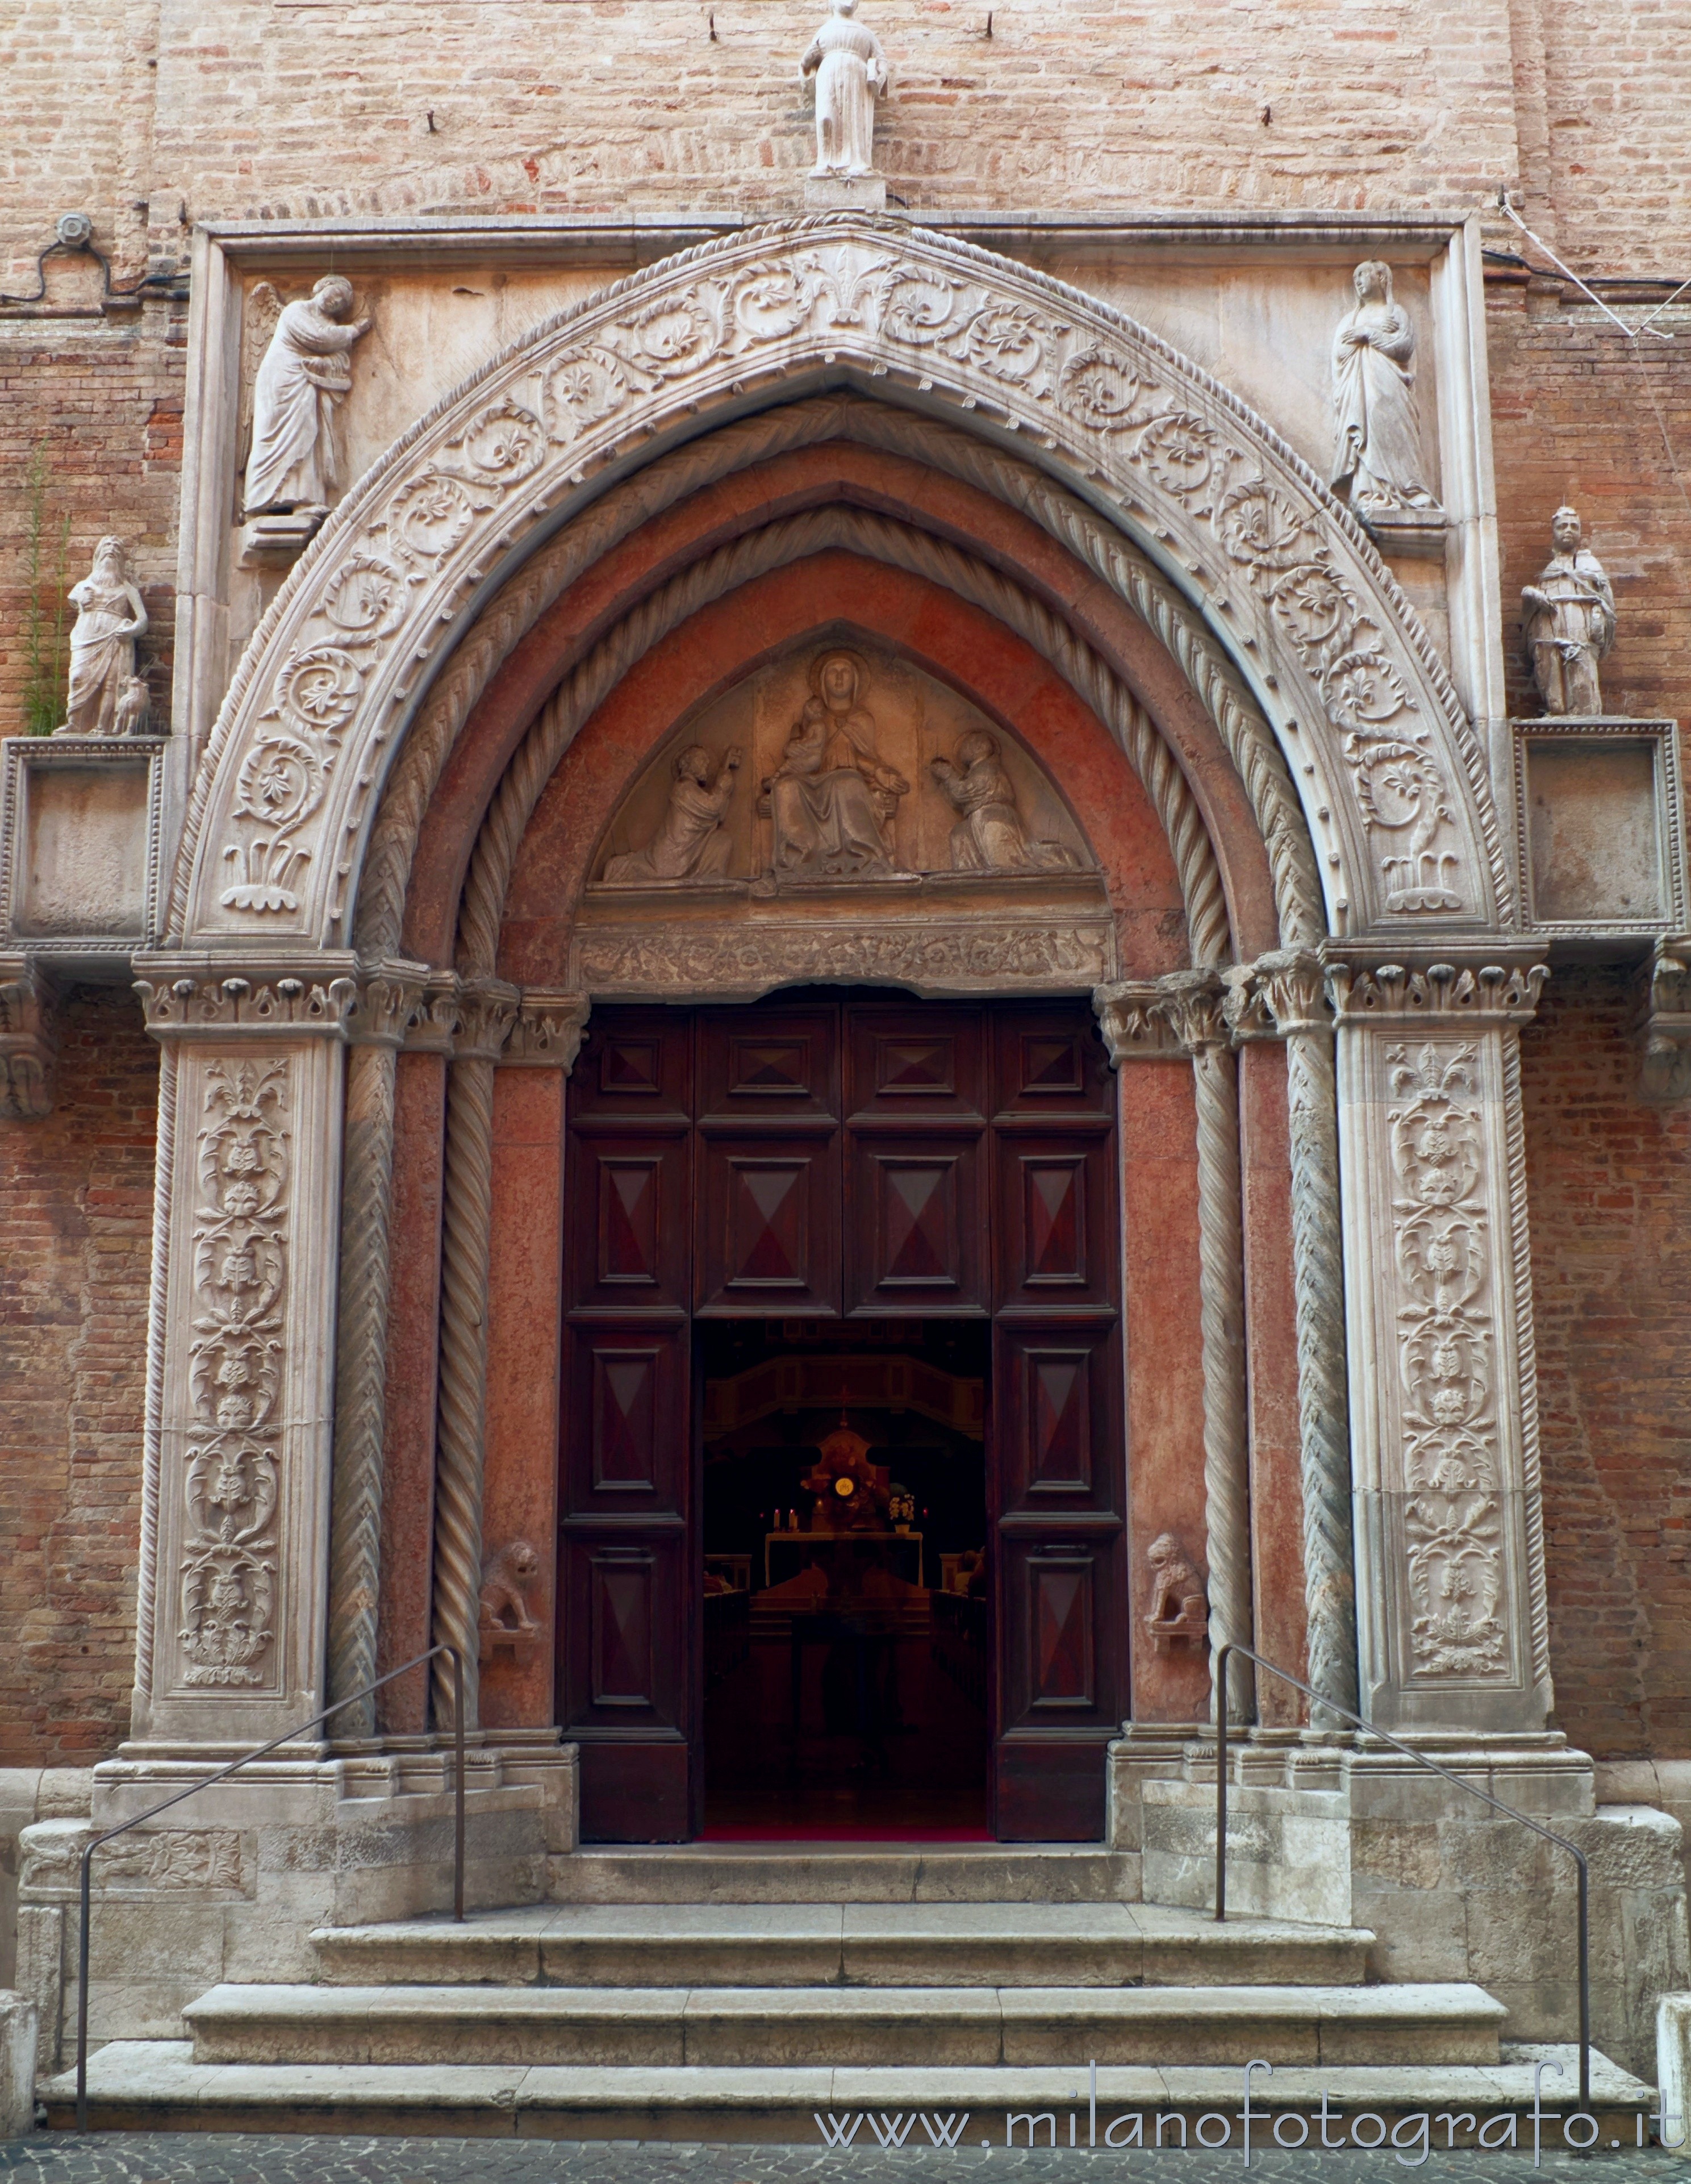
[456,504,1230,977]
[431,986,516,1731]
[356,394,1321,964]
[1502,1026,1553,1693]
[1151,974,1253,1723]
[327,1027,406,1733]
[133,1040,177,1695]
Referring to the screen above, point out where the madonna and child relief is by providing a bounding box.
[594,647,1089,890]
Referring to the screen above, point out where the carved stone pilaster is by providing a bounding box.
[1638,939,1691,1103]
[0,956,59,1120]
[1224,950,1357,1724]
[327,961,429,1738]
[1327,956,1551,1735]
[504,991,591,1073]
[431,980,519,1732]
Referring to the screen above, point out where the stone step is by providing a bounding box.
[182,1980,1506,2070]
[310,1900,1371,1990]
[48,2040,1653,2143]
[549,1843,1137,1904]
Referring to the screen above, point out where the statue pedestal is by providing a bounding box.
[804,174,887,212]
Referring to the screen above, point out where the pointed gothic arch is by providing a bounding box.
[165,214,1510,953]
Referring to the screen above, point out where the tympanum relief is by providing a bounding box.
[579,644,1108,1001]
[594,645,1091,893]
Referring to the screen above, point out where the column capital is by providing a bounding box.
[452,978,519,1064]
[133,951,362,1041]
[1325,956,1548,1030]
[1093,970,1228,1065]
[345,960,431,1050]
[1222,948,1331,1043]
[0,953,59,1120]
[1639,936,1691,1103]
[503,991,591,1073]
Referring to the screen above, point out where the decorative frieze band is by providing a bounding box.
[1326,957,1548,1028]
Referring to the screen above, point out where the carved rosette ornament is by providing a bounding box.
[1327,960,1551,1729]
[179,218,1501,955]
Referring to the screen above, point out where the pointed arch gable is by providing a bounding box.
[169,214,1508,950]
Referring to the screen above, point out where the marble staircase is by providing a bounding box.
[47,1847,1652,2139]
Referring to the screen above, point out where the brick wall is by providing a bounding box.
[1522,965,1691,1761]
[0,989,155,1764]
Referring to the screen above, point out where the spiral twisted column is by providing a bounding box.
[1227,952,1357,1724]
[133,1036,178,1697]
[1154,971,1253,1724]
[430,980,517,1732]
[326,966,427,1737]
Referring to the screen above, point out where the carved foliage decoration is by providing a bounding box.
[185,218,1495,947]
[178,1056,291,1688]
[1384,1038,1507,1677]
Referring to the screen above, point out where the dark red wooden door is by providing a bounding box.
[561,994,1126,1843]
[560,1011,695,1841]
[989,1004,1126,1841]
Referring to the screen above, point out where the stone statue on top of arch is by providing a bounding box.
[1330,260,1443,526]
[801,0,889,181]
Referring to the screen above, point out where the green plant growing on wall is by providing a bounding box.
[20,443,71,735]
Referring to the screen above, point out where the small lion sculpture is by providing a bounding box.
[1145,1531,1208,1652]
[478,1539,541,1662]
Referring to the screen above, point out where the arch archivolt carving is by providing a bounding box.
[169,214,1507,955]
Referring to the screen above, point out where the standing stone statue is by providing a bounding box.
[1522,505,1616,715]
[57,536,148,738]
[801,0,888,179]
[601,745,742,883]
[929,731,1080,872]
[1330,261,1439,517]
[243,275,371,518]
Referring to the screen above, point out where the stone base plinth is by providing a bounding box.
[14,1737,577,2072]
[1109,1728,1689,2076]
[803,174,887,211]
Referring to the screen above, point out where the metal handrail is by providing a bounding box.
[75,1641,467,2131]
[1213,1640,1590,2112]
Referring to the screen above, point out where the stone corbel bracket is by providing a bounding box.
[0,954,60,1120]
[1639,937,1691,1103]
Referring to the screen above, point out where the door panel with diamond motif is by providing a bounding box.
[562,994,1126,1844]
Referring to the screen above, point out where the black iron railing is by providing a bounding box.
[76,1642,467,2131]
[1212,1640,1590,2111]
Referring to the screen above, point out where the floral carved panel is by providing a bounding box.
[177,217,1504,951]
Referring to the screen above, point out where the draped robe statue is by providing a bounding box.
[243,275,371,517]
[1330,260,1439,517]
[1522,506,1616,716]
[929,731,1080,872]
[801,0,888,178]
[59,537,148,738]
[602,745,741,883]
[765,651,908,879]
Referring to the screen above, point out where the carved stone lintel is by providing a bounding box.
[135,956,362,1040]
[1326,958,1548,1029]
[1639,939,1691,1103]
[0,956,59,1120]
[504,991,591,1074]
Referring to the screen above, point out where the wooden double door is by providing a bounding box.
[560,992,1127,1841]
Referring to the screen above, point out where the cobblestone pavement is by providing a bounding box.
[3,2139,1690,2182]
